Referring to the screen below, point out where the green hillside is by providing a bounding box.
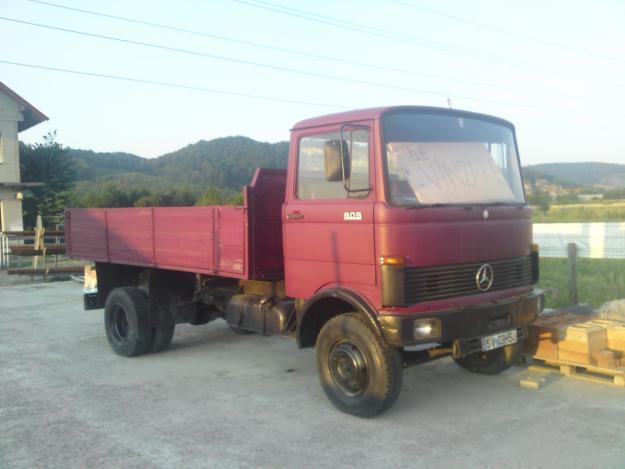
[525,162,625,189]
[68,148,150,180]
[43,138,625,210]
[150,136,289,190]
[65,136,289,207]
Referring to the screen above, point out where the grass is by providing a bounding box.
[538,257,625,309]
[533,202,625,223]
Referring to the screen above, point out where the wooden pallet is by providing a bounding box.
[528,356,625,387]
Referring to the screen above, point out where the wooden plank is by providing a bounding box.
[524,338,559,359]
[7,266,84,275]
[586,320,625,350]
[592,350,619,369]
[1,230,64,237]
[607,339,625,352]
[564,323,606,342]
[9,245,66,256]
[558,349,594,365]
[520,377,544,390]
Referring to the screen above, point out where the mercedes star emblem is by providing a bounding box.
[476,264,494,291]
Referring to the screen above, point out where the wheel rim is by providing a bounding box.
[329,341,369,397]
[110,304,129,343]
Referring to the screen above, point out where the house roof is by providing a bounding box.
[0,82,48,132]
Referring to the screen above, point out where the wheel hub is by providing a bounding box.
[111,305,129,342]
[329,341,369,396]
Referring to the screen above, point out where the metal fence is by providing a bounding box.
[0,233,11,270]
[533,223,625,259]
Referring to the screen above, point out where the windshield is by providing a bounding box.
[382,111,525,206]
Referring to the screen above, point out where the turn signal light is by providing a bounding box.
[531,243,539,253]
[379,256,406,266]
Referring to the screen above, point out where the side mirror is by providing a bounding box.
[323,139,350,182]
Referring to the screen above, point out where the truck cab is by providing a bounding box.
[285,106,541,348]
[66,106,543,418]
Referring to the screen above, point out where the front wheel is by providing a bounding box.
[453,343,520,375]
[316,313,403,418]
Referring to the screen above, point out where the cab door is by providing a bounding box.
[283,122,376,300]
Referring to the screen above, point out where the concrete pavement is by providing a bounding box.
[1,280,625,468]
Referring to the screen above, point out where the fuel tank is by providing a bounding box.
[225,294,296,335]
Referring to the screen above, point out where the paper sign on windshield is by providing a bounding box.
[386,142,517,204]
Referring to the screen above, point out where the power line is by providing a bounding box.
[27,0,621,105]
[3,16,624,119]
[0,59,341,109]
[391,0,625,64]
[1,59,621,131]
[230,0,625,86]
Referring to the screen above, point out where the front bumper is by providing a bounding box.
[378,288,543,347]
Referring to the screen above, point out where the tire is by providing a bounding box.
[104,287,152,357]
[453,343,520,375]
[316,313,403,418]
[229,324,255,335]
[148,325,175,353]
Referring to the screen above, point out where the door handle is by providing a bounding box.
[287,211,304,220]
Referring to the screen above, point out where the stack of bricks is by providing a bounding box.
[525,312,625,369]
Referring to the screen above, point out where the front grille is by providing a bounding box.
[404,254,538,304]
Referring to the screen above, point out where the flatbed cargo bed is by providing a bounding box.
[65,168,286,280]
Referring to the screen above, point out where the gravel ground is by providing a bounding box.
[1,281,625,468]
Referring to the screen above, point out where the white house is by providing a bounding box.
[0,82,48,232]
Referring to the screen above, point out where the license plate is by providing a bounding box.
[481,329,518,352]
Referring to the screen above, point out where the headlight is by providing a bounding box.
[413,318,441,340]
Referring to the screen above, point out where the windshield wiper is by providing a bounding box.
[407,203,475,210]
[486,201,526,208]
[406,201,525,209]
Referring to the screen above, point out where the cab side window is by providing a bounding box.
[297,129,369,200]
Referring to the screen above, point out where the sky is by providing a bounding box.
[1,0,625,165]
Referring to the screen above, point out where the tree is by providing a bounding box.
[20,132,75,228]
[555,192,579,205]
[527,191,551,212]
[195,187,224,206]
[195,187,243,206]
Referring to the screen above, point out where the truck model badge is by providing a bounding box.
[344,211,362,221]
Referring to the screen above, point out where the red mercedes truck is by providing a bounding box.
[66,106,542,417]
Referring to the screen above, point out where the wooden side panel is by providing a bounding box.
[217,207,246,274]
[153,207,214,270]
[66,205,248,278]
[107,208,154,265]
[65,169,287,279]
[65,209,108,261]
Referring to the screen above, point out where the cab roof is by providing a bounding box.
[291,105,514,131]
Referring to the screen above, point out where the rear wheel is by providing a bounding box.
[104,287,152,357]
[148,325,175,353]
[453,343,520,375]
[316,313,402,418]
